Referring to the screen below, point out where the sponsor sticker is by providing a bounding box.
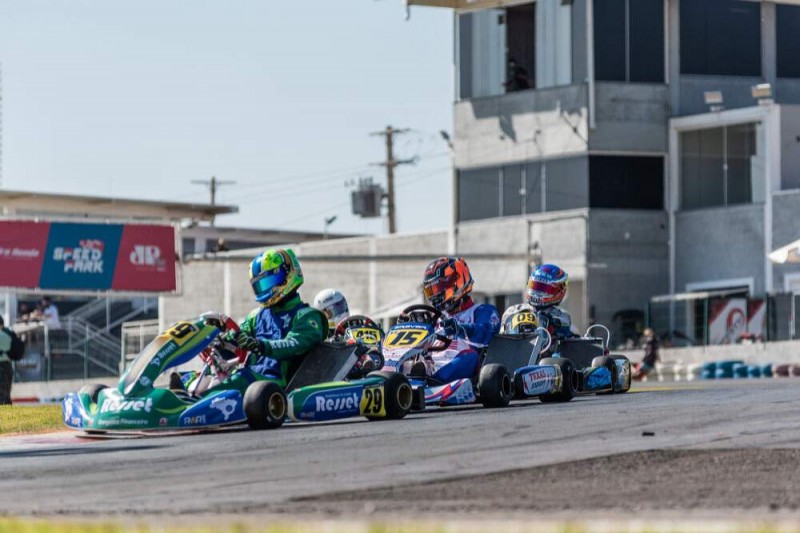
[359,385,385,417]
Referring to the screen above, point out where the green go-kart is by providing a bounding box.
[62,312,414,433]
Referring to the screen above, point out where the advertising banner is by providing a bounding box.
[0,221,177,293]
[747,299,766,340]
[708,298,747,344]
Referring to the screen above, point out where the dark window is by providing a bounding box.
[458,13,474,99]
[594,0,626,81]
[506,4,536,91]
[629,0,664,82]
[777,4,800,79]
[589,156,664,209]
[545,157,589,211]
[680,0,761,76]
[458,166,500,222]
[594,0,664,83]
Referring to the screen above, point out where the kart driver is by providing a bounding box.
[231,248,328,384]
[313,288,350,335]
[416,257,500,382]
[526,264,579,340]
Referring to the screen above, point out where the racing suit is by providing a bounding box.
[426,299,500,383]
[535,306,578,341]
[238,294,328,385]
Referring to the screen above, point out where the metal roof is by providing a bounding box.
[0,189,237,223]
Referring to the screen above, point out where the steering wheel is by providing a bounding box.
[333,315,381,339]
[398,304,442,326]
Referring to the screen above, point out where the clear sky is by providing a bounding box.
[0,1,454,235]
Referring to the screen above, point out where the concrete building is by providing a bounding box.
[167,0,800,347]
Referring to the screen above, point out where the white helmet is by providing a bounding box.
[313,289,350,329]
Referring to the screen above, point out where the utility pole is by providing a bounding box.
[191,176,235,225]
[371,125,415,234]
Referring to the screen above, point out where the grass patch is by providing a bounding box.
[0,404,63,435]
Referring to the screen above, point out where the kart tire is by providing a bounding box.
[537,357,577,403]
[79,384,108,405]
[478,364,513,408]
[592,356,618,395]
[244,381,287,430]
[366,371,414,420]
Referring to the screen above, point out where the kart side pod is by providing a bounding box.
[513,357,580,403]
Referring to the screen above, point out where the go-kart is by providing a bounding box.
[62,312,414,433]
[488,307,631,400]
[372,304,573,409]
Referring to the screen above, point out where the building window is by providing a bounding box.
[680,0,761,77]
[589,156,664,209]
[458,167,500,221]
[506,4,536,92]
[594,0,664,83]
[777,4,800,79]
[680,123,758,210]
[457,156,589,222]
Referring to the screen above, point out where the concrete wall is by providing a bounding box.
[677,75,764,117]
[590,83,670,153]
[587,210,670,329]
[453,84,589,169]
[675,203,766,294]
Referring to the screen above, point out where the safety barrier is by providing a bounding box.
[642,360,800,381]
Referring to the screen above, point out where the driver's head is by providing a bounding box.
[527,264,568,310]
[313,288,349,330]
[422,257,474,313]
[248,248,304,307]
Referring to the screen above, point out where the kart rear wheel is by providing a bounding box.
[478,364,513,408]
[244,381,287,430]
[79,384,108,405]
[592,356,618,395]
[537,358,577,403]
[365,371,414,420]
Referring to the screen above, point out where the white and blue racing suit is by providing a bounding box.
[535,306,579,340]
[428,301,500,383]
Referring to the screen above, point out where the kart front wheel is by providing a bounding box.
[79,384,108,405]
[538,357,577,403]
[244,381,287,430]
[478,364,513,408]
[365,371,414,420]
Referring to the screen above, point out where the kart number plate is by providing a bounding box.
[511,312,536,329]
[360,385,386,417]
[349,327,382,345]
[162,321,200,346]
[384,328,428,349]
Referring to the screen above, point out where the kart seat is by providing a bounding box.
[286,342,359,393]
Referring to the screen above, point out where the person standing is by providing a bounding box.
[0,316,25,405]
[39,297,61,330]
[633,328,660,381]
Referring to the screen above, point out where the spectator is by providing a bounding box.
[503,58,531,92]
[17,303,31,323]
[215,238,230,253]
[633,328,660,381]
[0,315,25,405]
[37,297,62,330]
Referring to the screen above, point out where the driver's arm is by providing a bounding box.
[263,309,326,360]
[459,305,500,346]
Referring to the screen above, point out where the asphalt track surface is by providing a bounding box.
[1,379,799,518]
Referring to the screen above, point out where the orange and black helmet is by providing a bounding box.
[422,257,474,313]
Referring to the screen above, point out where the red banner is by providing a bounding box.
[112,225,177,292]
[0,221,50,288]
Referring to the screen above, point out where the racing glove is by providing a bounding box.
[234,332,264,354]
[440,317,462,338]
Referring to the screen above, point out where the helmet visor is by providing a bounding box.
[322,299,349,320]
[527,280,561,296]
[251,268,286,299]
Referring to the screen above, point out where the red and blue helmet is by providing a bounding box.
[527,264,568,309]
